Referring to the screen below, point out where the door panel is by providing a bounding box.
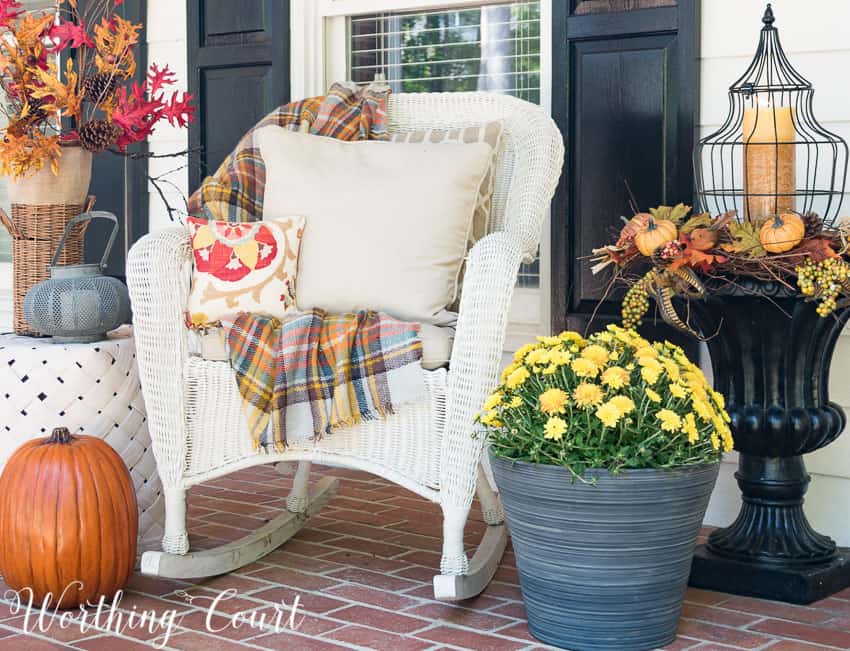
[551,0,699,353]
[187,0,290,192]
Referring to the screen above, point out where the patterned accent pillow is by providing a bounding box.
[390,121,504,246]
[186,216,305,327]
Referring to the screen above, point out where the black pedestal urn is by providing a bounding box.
[687,280,850,604]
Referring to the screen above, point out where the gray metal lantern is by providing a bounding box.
[24,212,131,343]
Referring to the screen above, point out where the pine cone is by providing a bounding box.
[83,73,118,103]
[802,212,822,238]
[78,120,122,152]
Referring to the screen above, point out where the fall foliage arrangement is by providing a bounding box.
[0,0,195,179]
[591,205,850,334]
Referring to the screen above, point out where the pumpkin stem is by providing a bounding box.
[646,217,658,231]
[47,427,74,444]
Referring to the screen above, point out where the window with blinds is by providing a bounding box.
[348,1,542,288]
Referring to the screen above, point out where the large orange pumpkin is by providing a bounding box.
[0,428,137,609]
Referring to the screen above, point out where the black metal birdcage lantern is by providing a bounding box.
[694,4,848,225]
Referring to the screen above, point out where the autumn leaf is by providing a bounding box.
[723,221,766,257]
[48,19,95,51]
[28,58,81,121]
[0,0,23,26]
[650,203,692,225]
[94,15,141,78]
[148,63,176,94]
[13,13,54,50]
[789,238,839,263]
[162,90,195,127]
[680,212,712,234]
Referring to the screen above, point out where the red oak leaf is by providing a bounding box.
[147,63,176,95]
[48,20,95,51]
[112,82,163,150]
[0,0,22,26]
[163,90,195,127]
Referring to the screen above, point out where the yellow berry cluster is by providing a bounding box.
[796,258,850,317]
[621,272,653,329]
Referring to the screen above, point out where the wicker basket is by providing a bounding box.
[0,200,94,336]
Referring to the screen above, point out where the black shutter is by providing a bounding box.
[79,0,149,277]
[187,0,291,193]
[551,0,700,350]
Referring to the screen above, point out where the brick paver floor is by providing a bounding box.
[0,464,848,650]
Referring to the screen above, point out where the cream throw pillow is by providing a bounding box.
[257,127,493,324]
[390,121,503,247]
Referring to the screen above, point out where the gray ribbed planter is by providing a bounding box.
[490,453,719,651]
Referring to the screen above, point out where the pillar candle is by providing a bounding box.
[742,100,796,221]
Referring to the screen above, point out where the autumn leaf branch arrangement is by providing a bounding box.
[0,0,195,179]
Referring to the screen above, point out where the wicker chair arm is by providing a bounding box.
[441,232,524,507]
[127,227,192,487]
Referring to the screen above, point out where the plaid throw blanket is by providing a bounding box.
[222,311,424,451]
[188,81,390,222]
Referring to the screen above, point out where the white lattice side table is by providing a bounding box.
[0,327,164,553]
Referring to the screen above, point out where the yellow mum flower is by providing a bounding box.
[608,395,635,414]
[505,366,531,389]
[711,390,726,410]
[501,362,520,382]
[537,335,562,347]
[542,364,559,375]
[547,349,572,366]
[513,343,536,363]
[693,398,713,422]
[480,410,503,428]
[669,383,687,399]
[573,382,604,408]
[539,388,569,415]
[683,413,699,444]
[559,331,585,344]
[722,429,735,452]
[601,366,630,390]
[508,396,523,408]
[525,347,548,367]
[657,409,682,432]
[595,401,623,428]
[483,391,502,411]
[544,416,568,441]
[595,332,614,343]
[641,366,661,385]
[645,388,662,403]
[663,359,680,381]
[710,431,721,450]
[581,344,609,366]
[571,357,599,378]
[635,346,658,361]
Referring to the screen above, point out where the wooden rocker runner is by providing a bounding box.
[127,92,564,600]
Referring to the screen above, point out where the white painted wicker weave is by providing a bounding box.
[126,93,564,594]
[0,330,165,553]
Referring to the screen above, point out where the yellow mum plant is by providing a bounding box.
[477,325,733,479]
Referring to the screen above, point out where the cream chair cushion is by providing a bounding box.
[256,126,493,325]
[194,322,454,371]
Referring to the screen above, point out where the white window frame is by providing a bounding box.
[290,0,553,347]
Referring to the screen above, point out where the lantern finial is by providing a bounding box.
[762,4,775,27]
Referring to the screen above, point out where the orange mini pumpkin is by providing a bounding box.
[0,428,137,609]
[634,218,678,256]
[759,213,805,253]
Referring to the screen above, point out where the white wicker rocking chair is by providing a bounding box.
[126,92,564,601]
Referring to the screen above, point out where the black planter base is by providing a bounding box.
[689,545,850,604]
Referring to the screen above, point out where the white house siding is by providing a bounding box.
[1,0,831,543]
[146,0,190,233]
